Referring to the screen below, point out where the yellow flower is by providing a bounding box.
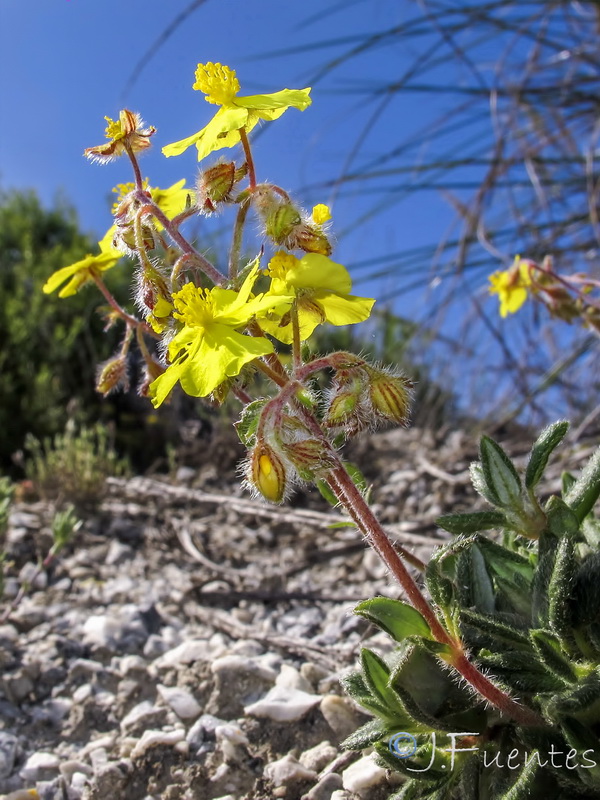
[112,179,191,222]
[163,62,311,161]
[43,229,121,298]
[312,204,332,225]
[261,251,375,343]
[84,109,155,163]
[149,263,293,406]
[489,256,532,317]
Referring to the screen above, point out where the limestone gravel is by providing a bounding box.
[0,423,592,799]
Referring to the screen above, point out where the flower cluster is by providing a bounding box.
[43,59,411,505]
[489,254,600,333]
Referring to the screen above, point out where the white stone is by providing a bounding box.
[342,754,387,795]
[215,724,249,762]
[20,751,60,781]
[264,753,317,787]
[152,640,208,669]
[157,684,202,720]
[275,664,313,692]
[244,685,321,722]
[130,729,185,760]
[299,740,337,773]
[211,654,278,682]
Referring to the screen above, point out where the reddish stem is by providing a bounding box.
[239,128,257,190]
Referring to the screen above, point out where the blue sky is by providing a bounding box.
[0,0,456,301]
[2,0,592,422]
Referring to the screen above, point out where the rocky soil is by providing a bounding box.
[0,424,596,800]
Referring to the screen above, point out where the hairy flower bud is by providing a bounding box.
[323,391,361,428]
[283,438,336,480]
[289,224,332,256]
[196,162,246,213]
[264,202,303,244]
[369,372,413,426]
[96,355,129,396]
[249,443,288,503]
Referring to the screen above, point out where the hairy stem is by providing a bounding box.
[239,128,257,190]
[135,197,226,286]
[229,199,251,282]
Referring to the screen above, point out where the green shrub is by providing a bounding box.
[0,188,129,471]
[24,421,129,508]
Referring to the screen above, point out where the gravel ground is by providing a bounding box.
[0,423,595,800]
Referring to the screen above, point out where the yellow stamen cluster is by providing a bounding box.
[266,251,299,280]
[193,62,240,105]
[172,283,216,327]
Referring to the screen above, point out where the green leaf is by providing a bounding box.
[360,648,407,716]
[425,561,454,612]
[561,718,600,787]
[234,398,267,447]
[469,544,495,614]
[548,536,576,639]
[469,462,498,506]
[532,531,558,627]
[497,754,540,800]
[354,597,433,642]
[530,629,577,683]
[374,739,452,782]
[340,671,402,721]
[550,669,600,721]
[562,471,576,496]
[477,651,565,693]
[460,609,530,649]
[565,446,600,523]
[525,420,569,490]
[340,718,388,751]
[316,477,338,507]
[476,537,533,583]
[435,511,507,536]
[545,495,580,538]
[479,435,522,510]
[581,517,600,548]
[345,460,370,497]
[570,553,600,627]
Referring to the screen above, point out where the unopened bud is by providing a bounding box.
[96,356,129,396]
[369,373,413,426]
[250,443,287,503]
[283,439,335,479]
[288,224,332,256]
[196,162,243,213]
[264,202,302,244]
[324,391,360,428]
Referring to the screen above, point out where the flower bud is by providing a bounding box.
[250,443,287,503]
[323,391,360,428]
[283,438,335,480]
[369,373,413,426]
[196,161,243,213]
[264,202,303,244]
[289,224,332,256]
[96,355,129,396]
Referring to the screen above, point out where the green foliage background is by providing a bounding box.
[0,189,128,471]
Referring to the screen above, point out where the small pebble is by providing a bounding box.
[305,772,344,800]
[157,684,202,720]
[264,753,317,787]
[130,729,185,760]
[320,695,362,739]
[299,741,337,773]
[245,686,321,722]
[342,754,387,795]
